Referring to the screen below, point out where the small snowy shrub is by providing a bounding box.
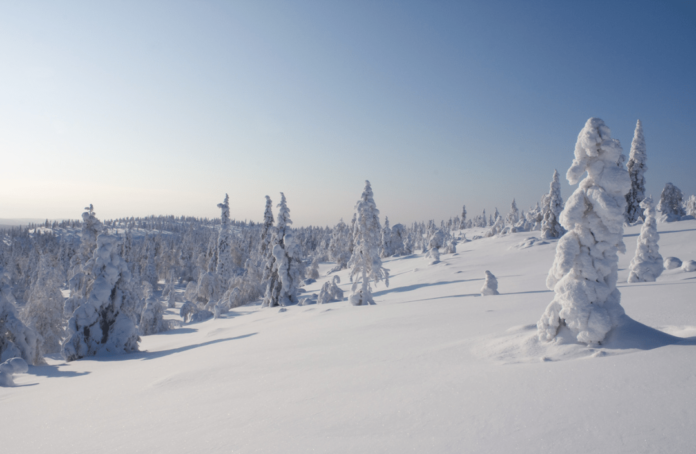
[663,257,682,270]
[0,357,29,387]
[682,260,696,272]
[627,197,663,283]
[480,271,499,296]
[317,276,344,305]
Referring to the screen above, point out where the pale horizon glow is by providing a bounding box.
[1,1,695,226]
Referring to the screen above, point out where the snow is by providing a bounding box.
[2,220,696,453]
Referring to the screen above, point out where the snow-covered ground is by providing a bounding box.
[4,221,696,454]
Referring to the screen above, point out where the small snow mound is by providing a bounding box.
[476,316,688,364]
[278,307,287,313]
[664,257,682,270]
[0,357,29,387]
[681,260,696,272]
[515,237,548,249]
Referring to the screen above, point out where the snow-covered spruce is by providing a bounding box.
[139,294,173,335]
[390,223,408,256]
[262,193,305,307]
[0,267,43,365]
[657,183,685,222]
[216,193,236,287]
[21,254,66,355]
[347,181,389,306]
[0,357,29,387]
[328,219,352,271]
[538,118,631,345]
[64,205,103,318]
[425,229,444,264]
[480,271,499,296]
[663,257,682,270]
[317,275,344,305]
[506,199,519,228]
[460,205,467,229]
[381,217,393,258]
[541,169,564,239]
[627,197,663,283]
[214,287,240,318]
[625,120,648,224]
[62,234,140,361]
[685,195,696,218]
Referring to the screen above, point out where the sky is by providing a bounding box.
[1,0,695,227]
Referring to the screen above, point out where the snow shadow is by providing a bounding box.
[158,327,198,335]
[92,333,258,362]
[30,364,90,380]
[373,279,480,297]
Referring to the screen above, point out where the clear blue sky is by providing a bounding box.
[1,0,694,226]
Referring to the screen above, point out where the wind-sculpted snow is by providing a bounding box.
[0,357,28,387]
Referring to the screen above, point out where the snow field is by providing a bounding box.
[2,221,696,454]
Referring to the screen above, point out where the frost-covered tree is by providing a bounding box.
[306,256,320,280]
[541,169,564,239]
[259,196,274,258]
[21,254,65,355]
[380,217,393,258]
[64,205,103,317]
[685,195,696,217]
[62,234,140,361]
[142,235,159,290]
[216,193,236,285]
[262,193,305,307]
[328,219,352,270]
[460,205,467,229]
[139,293,171,335]
[347,181,389,306]
[538,118,631,345]
[625,120,648,224]
[506,199,519,227]
[480,270,499,296]
[390,223,408,256]
[0,357,28,387]
[0,267,43,365]
[627,197,663,283]
[656,182,685,221]
[425,229,445,263]
[317,275,344,305]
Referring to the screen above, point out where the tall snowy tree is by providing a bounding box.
[62,234,140,361]
[21,254,65,355]
[627,197,663,283]
[538,118,631,345]
[216,193,235,285]
[656,182,685,221]
[460,205,467,229]
[259,195,274,258]
[262,193,304,307]
[0,266,43,365]
[541,169,564,239]
[625,120,648,224]
[380,217,393,258]
[347,181,389,306]
[685,195,696,217]
[506,199,519,226]
[328,219,352,270]
[64,205,103,317]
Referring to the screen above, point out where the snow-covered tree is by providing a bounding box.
[460,205,467,229]
[656,182,685,221]
[0,357,28,387]
[216,193,236,285]
[0,267,43,365]
[259,195,274,258]
[506,199,519,227]
[541,169,564,239]
[62,234,140,361]
[139,294,171,335]
[625,120,648,224]
[380,217,393,258]
[142,235,159,290]
[21,254,65,355]
[538,118,631,345]
[317,275,344,305]
[627,197,663,283]
[685,195,696,217]
[425,229,445,263]
[328,219,352,270]
[480,270,499,296]
[64,205,103,317]
[306,256,320,280]
[390,223,408,256]
[262,193,305,307]
[347,181,389,306]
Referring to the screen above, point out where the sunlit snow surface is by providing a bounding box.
[4,221,696,454]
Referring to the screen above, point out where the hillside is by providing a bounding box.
[3,220,696,454]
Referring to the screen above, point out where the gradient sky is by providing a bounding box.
[1,0,695,226]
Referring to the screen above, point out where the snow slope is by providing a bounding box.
[3,221,696,454]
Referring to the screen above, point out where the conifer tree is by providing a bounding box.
[216,193,235,285]
[656,182,685,221]
[328,219,351,270]
[381,217,393,258]
[625,120,648,223]
[627,197,663,283]
[541,169,564,239]
[348,181,389,306]
[460,205,467,229]
[0,266,43,365]
[506,199,519,226]
[21,254,65,355]
[538,118,631,345]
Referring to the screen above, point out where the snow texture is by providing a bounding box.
[538,118,631,345]
[480,270,499,296]
[627,197,663,283]
[682,260,696,272]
